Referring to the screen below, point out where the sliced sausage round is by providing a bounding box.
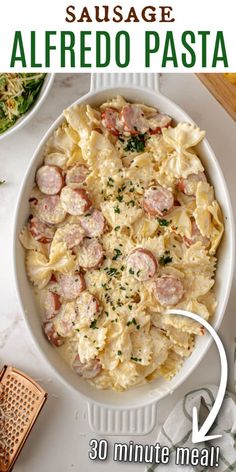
[77,238,104,270]
[58,272,86,300]
[43,322,65,347]
[36,196,67,225]
[72,354,101,379]
[101,107,119,136]
[64,224,85,248]
[127,248,158,281]
[153,275,184,306]
[65,165,89,185]
[177,172,207,196]
[121,104,149,135]
[75,292,100,325]
[60,186,92,216]
[183,219,210,248]
[79,210,105,238]
[43,291,61,322]
[56,224,85,250]
[36,165,64,195]
[28,216,55,244]
[149,113,172,134]
[144,186,174,217]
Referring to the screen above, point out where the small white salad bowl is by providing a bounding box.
[13,73,235,436]
[0,74,55,141]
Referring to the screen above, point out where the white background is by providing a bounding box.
[0,0,236,72]
[0,72,236,471]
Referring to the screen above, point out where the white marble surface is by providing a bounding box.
[0,73,236,472]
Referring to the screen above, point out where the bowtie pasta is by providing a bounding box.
[20,97,224,392]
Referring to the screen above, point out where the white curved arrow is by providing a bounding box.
[165,309,228,444]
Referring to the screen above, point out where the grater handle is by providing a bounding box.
[88,402,158,436]
[90,73,160,93]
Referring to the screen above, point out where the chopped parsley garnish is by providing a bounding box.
[129,268,135,275]
[107,267,118,276]
[101,283,109,290]
[127,200,135,207]
[107,177,114,187]
[128,305,132,310]
[114,205,120,214]
[0,180,5,185]
[112,248,122,260]
[125,134,146,153]
[116,194,123,202]
[117,350,122,356]
[127,317,137,327]
[131,356,142,363]
[136,325,141,330]
[159,255,173,266]
[118,184,126,193]
[90,320,98,329]
[114,225,120,231]
[157,218,171,227]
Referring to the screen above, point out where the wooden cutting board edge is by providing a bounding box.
[196,73,236,122]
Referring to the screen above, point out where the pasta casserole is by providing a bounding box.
[19,96,224,391]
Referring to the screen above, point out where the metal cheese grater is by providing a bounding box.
[0,366,47,472]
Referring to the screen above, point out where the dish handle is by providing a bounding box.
[90,73,160,93]
[88,402,158,436]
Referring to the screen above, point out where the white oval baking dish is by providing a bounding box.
[13,73,235,436]
[0,74,55,141]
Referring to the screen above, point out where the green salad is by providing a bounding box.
[0,73,46,134]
